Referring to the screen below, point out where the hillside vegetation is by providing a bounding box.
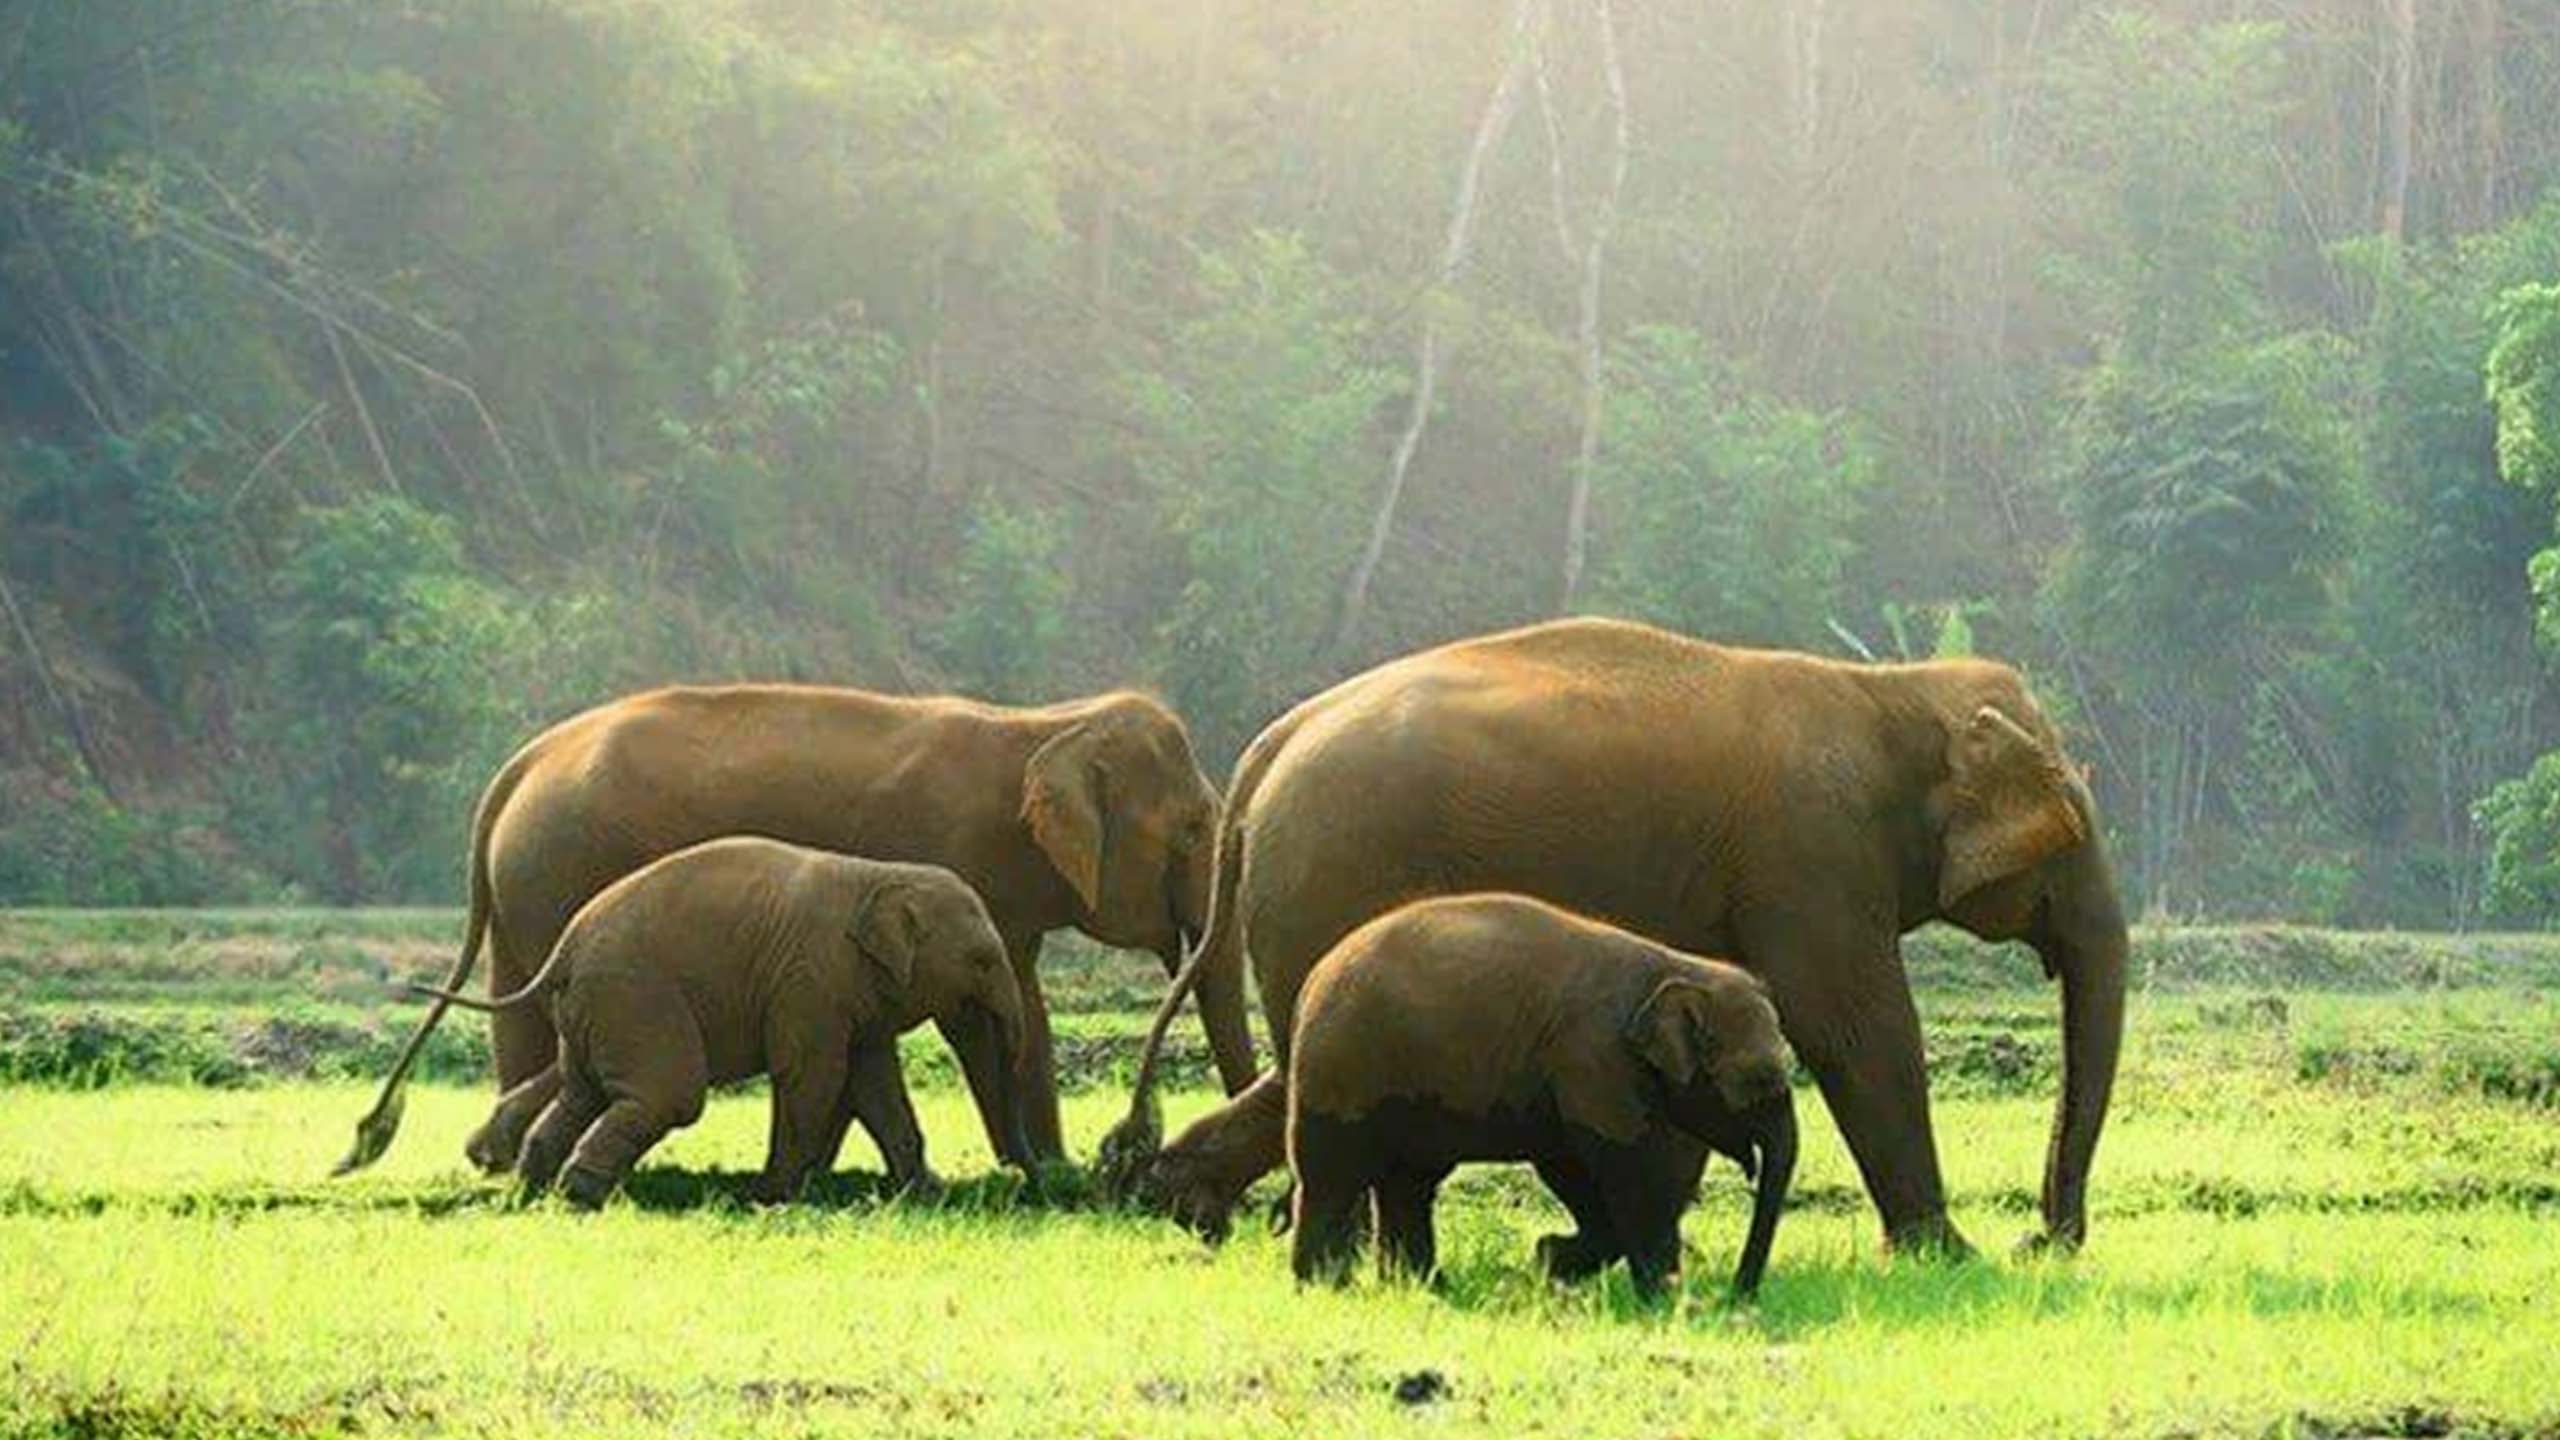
[6,2,2560,929]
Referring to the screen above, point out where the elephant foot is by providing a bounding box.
[516,1140,569,1195]
[1883,1213,1977,1262]
[559,1164,617,1211]
[890,1168,946,1203]
[464,1125,517,1176]
[1534,1232,1611,1283]
[2015,1220,2085,1259]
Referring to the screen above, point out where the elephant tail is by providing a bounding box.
[332,746,523,1177]
[403,938,562,1012]
[1099,712,1295,1189]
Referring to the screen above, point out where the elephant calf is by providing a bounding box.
[413,835,1029,1209]
[1287,894,1798,1299]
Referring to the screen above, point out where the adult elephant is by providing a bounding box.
[1104,617,2127,1255]
[337,685,1222,1176]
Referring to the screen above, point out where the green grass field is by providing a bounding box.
[4,913,2558,1438]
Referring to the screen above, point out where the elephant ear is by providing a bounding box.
[1023,726,1107,913]
[851,883,921,993]
[1627,980,1718,1088]
[1939,704,2085,911]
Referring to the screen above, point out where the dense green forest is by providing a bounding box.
[4,0,2560,924]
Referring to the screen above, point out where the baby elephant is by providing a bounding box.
[1288,894,1798,1299]
[413,835,1029,1208]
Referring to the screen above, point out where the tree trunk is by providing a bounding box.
[1782,0,1828,167]
[1556,0,1628,612]
[0,571,121,805]
[2470,0,2502,227]
[1333,0,1538,656]
[2380,0,2416,239]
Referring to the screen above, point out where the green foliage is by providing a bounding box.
[2488,283,2560,499]
[657,308,902,619]
[2476,753,2560,925]
[1881,600,1994,662]
[250,498,529,902]
[0,775,250,908]
[2488,282,2560,652]
[1,418,249,706]
[937,497,1070,701]
[1,0,2559,921]
[2032,15,2288,363]
[1586,327,1873,649]
[2053,336,2355,683]
[1126,231,1401,756]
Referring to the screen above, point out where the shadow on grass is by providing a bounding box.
[615,1160,1106,1216]
[0,1159,1141,1223]
[1407,1230,2501,1336]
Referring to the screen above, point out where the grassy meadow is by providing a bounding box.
[3,912,2558,1438]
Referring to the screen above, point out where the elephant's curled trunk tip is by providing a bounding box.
[1094,1091,1163,1201]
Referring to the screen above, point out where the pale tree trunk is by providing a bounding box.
[1089,10,1125,348]
[0,571,120,805]
[1333,0,1538,656]
[1546,0,1628,612]
[2470,0,2501,228]
[1177,0,1220,239]
[2380,0,2416,239]
[1782,0,1827,167]
[324,319,403,498]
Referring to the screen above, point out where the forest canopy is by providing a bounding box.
[3,0,2559,926]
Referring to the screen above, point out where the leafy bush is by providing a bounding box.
[2476,753,2560,925]
[937,498,1071,702]
[1126,231,1402,758]
[0,773,257,907]
[2052,336,2355,677]
[247,498,529,902]
[1586,327,1874,649]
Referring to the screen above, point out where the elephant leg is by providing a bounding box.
[561,987,708,1209]
[1006,931,1066,1164]
[483,914,562,1090]
[1579,1132,1705,1301]
[468,1064,562,1174]
[1287,1141,1371,1286]
[516,1071,606,1196]
[834,1038,935,1194]
[560,1095,686,1210]
[1371,1171,1441,1283]
[1743,911,1968,1256]
[755,1015,852,1205]
[1531,1153,1621,1282]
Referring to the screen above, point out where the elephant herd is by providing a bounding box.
[339,615,2129,1300]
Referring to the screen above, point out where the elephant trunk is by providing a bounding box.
[953,1002,1036,1171]
[1733,1099,1796,1299]
[1098,806,1257,1195]
[2038,845,2128,1251]
[1192,925,1256,1097]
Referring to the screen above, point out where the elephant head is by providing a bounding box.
[1918,678,2128,1252]
[853,867,1035,1166]
[1628,966,1798,1297]
[1022,695,1220,970]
